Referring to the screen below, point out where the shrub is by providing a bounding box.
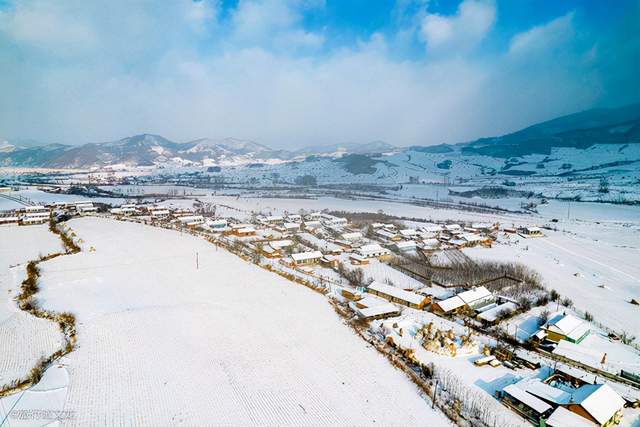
[561,297,574,308]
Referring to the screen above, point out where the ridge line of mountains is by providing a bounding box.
[1,103,639,169]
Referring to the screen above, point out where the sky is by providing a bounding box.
[0,0,639,148]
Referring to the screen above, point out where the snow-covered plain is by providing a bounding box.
[466,228,640,338]
[32,217,450,426]
[0,225,65,391]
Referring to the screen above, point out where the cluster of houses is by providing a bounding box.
[428,285,519,325]
[0,201,98,226]
[370,222,496,253]
[499,373,626,426]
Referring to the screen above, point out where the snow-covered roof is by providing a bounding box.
[546,407,593,427]
[420,238,439,247]
[395,241,417,249]
[445,224,461,231]
[420,224,442,232]
[471,223,492,230]
[357,244,389,256]
[375,229,397,239]
[457,286,492,305]
[503,383,553,414]
[342,232,363,240]
[356,303,400,319]
[283,222,300,229]
[546,314,590,341]
[178,215,204,223]
[460,233,483,243]
[356,296,388,308]
[518,378,571,405]
[399,229,417,236]
[367,281,425,305]
[269,239,293,249]
[434,296,465,312]
[570,384,625,425]
[477,302,517,322]
[291,251,323,262]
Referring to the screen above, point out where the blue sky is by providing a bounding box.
[0,0,638,147]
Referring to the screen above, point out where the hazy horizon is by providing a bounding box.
[1,0,639,149]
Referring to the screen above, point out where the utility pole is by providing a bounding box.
[432,380,438,408]
[196,251,199,270]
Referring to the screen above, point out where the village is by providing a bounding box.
[1,189,639,427]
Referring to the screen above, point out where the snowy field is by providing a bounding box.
[0,225,65,391]
[466,228,640,338]
[20,217,450,426]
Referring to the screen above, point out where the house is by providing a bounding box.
[349,253,370,265]
[430,295,466,315]
[286,214,302,222]
[366,281,430,309]
[20,208,50,225]
[259,245,281,258]
[320,255,339,268]
[208,219,228,230]
[419,238,439,250]
[281,222,300,232]
[355,303,401,320]
[394,241,417,252]
[375,228,400,241]
[399,229,418,238]
[459,233,484,247]
[543,314,590,344]
[150,208,170,218]
[501,383,554,423]
[562,384,625,426]
[291,251,323,265]
[519,226,544,237]
[546,407,594,427]
[320,214,348,227]
[504,377,625,427]
[341,231,363,241]
[177,215,205,227]
[303,220,321,230]
[477,302,518,324]
[0,215,19,224]
[445,224,461,232]
[457,286,494,311]
[263,215,284,224]
[421,224,442,234]
[269,239,294,250]
[233,226,256,237]
[472,222,494,232]
[356,244,391,259]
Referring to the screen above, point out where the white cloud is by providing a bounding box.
[420,0,496,53]
[0,0,633,148]
[509,12,575,57]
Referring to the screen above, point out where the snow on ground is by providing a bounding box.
[346,258,425,290]
[32,217,450,426]
[0,224,65,390]
[466,228,640,338]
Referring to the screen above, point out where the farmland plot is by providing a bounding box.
[0,224,65,390]
[35,217,450,426]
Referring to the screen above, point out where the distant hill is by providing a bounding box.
[460,103,640,157]
[1,103,638,168]
[0,134,396,168]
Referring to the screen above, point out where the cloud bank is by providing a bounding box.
[0,0,638,148]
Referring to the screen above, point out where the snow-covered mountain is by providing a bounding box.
[0,103,638,172]
[0,134,396,168]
